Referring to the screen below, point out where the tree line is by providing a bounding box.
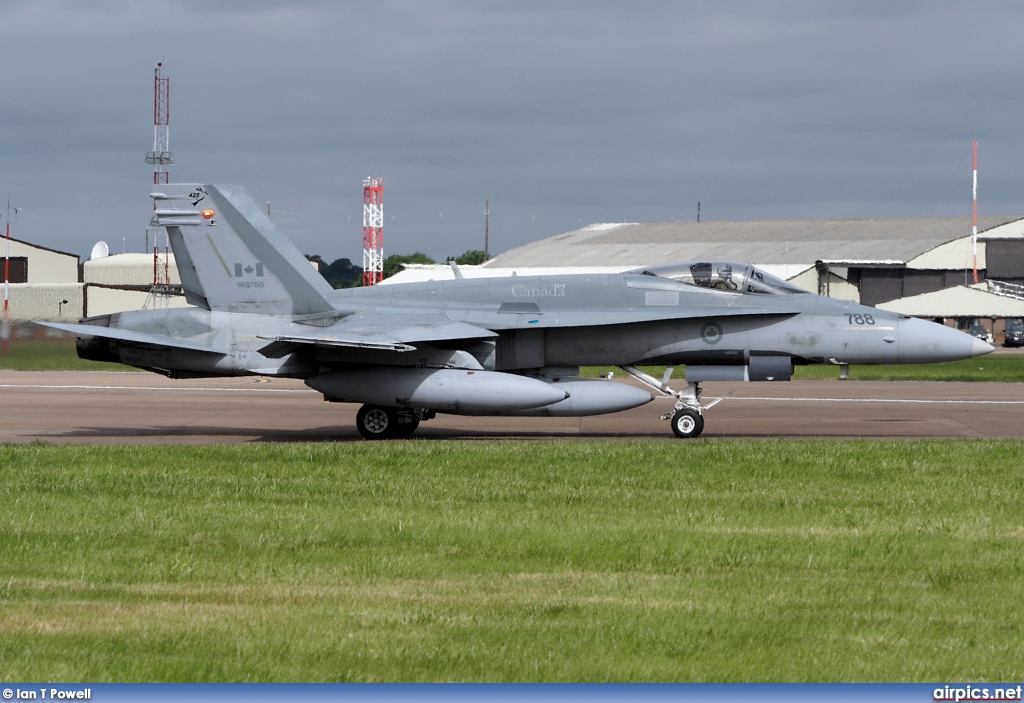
[307,250,490,289]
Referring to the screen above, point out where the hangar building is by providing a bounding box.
[3,241,187,323]
[1,236,80,283]
[388,216,1024,343]
[482,216,1024,306]
[1,237,83,323]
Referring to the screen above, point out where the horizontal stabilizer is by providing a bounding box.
[37,322,224,354]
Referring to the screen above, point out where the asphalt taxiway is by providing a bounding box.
[2,370,1022,443]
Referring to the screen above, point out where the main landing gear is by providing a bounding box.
[356,405,430,440]
[618,365,727,439]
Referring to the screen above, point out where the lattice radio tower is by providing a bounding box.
[362,178,384,285]
[145,63,173,185]
[144,63,173,284]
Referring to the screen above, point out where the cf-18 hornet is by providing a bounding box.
[42,184,994,439]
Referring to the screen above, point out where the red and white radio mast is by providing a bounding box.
[145,63,173,185]
[362,178,384,286]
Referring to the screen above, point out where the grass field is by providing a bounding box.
[0,340,136,372]
[585,354,1024,383]
[3,339,1023,381]
[2,440,1023,681]
[791,356,1020,382]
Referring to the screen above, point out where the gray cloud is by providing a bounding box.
[1,1,1022,263]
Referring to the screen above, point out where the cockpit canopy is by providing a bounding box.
[628,261,809,295]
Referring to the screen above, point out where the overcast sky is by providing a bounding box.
[2,1,1022,264]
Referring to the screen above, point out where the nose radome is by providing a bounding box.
[972,337,995,358]
[898,317,990,363]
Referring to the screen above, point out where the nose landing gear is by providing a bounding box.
[618,365,728,439]
[670,407,704,438]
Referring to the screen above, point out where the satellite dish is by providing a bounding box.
[90,241,109,260]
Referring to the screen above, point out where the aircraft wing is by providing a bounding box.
[37,321,224,354]
[258,313,498,358]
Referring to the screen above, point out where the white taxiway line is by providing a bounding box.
[702,396,1024,405]
[0,383,315,394]
[1,383,1022,405]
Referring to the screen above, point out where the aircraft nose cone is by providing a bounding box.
[898,317,994,363]
[972,337,995,358]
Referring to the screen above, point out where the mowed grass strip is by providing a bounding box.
[583,354,1024,383]
[2,440,1023,681]
[3,338,1023,380]
[0,340,136,372]
[791,354,1024,382]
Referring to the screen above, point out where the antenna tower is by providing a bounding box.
[972,142,978,284]
[362,178,384,285]
[145,63,173,185]
[145,63,173,283]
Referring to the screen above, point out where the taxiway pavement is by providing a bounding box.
[1,370,1021,443]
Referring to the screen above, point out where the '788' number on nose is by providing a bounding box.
[846,313,875,325]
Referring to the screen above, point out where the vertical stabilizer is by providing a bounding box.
[153,184,335,316]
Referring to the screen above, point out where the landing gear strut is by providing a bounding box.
[618,365,727,439]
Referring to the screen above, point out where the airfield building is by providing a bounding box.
[1,237,83,324]
[3,243,187,324]
[388,216,1024,343]
[8,215,1024,340]
[481,217,1024,306]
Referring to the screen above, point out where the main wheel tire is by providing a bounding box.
[356,405,397,440]
[392,418,420,438]
[670,408,704,439]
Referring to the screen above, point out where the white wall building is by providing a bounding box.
[2,237,79,284]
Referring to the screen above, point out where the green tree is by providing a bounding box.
[383,252,436,279]
[308,255,363,289]
[446,249,490,265]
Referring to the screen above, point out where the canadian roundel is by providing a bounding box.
[700,322,723,345]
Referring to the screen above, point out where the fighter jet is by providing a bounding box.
[41,184,994,439]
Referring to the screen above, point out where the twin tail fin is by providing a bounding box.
[153,184,335,316]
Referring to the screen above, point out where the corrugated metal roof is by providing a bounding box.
[878,285,1024,318]
[4,283,83,321]
[384,263,814,285]
[383,264,634,285]
[84,253,180,286]
[486,217,1021,268]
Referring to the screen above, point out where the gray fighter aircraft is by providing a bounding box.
[42,184,994,439]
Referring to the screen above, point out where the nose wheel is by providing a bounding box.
[670,407,704,438]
